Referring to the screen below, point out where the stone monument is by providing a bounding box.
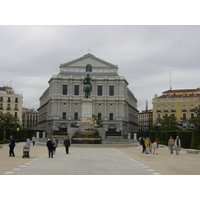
[69,74,103,144]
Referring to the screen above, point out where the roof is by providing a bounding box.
[163,88,200,93]
[60,53,118,69]
[157,93,200,99]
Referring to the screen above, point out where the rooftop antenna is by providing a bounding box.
[88,47,90,53]
[169,69,172,90]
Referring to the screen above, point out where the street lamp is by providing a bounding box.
[180,117,183,132]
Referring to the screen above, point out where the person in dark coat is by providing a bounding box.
[46,137,54,158]
[63,136,71,154]
[141,137,146,154]
[9,135,15,157]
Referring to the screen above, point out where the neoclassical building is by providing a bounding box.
[37,53,138,136]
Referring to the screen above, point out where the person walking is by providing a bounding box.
[53,137,57,154]
[152,140,158,155]
[46,137,54,158]
[32,136,36,146]
[174,136,181,155]
[141,137,146,154]
[26,137,31,146]
[9,135,15,157]
[145,137,151,154]
[168,136,175,154]
[63,136,71,154]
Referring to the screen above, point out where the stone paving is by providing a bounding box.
[1,142,200,175]
[2,145,159,175]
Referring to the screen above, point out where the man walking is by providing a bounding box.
[9,135,15,157]
[174,136,181,155]
[168,136,175,154]
[46,137,54,158]
[63,136,71,154]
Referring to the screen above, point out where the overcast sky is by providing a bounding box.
[0,25,200,112]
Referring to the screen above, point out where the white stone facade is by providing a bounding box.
[37,54,138,136]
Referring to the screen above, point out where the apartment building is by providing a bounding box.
[152,88,200,128]
[0,86,23,124]
[22,108,37,129]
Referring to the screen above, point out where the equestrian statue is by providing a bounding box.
[83,74,95,99]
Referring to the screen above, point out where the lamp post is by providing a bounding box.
[180,117,183,132]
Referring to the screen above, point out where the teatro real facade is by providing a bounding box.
[37,53,138,136]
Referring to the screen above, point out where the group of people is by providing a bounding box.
[46,136,71,158]
[9,135,36,157]
[139,136,181,155]
[168,136,181,155]
[140,137,160,155]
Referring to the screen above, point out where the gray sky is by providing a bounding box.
[0,25,200,112]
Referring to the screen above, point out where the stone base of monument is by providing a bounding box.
[71,117,102,144]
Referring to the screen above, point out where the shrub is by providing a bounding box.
[178,131,192,148]
[19,130,27,142]
[0,128,4,140]
[191,129,200,149]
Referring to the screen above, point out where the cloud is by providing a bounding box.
[0,25,200,112]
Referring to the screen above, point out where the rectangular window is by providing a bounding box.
[7,104,11,110]
[190,105,194,111]
[183,113,187,119]
[74,85,79,95]
[98,113,101,120]
[182,105,186,111]
[109,86,114,96]
[109,113,113,120]
[74,112,78,120]
[0,97,3,102]
[15,98,18,103]
[97,86,102,96]
[14,104,18,110]
[62,112,66,119]
[8,97,11,102]
[62,85,68,95]
[14,112,17,118]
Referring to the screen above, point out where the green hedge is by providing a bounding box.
[179,131,192,148]
[0,128,4,140]
[191,129,200,149]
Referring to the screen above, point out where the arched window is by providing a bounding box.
[86,64,92,72]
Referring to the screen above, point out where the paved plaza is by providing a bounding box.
[1,142,200,175]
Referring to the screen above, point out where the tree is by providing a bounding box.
[189,106,200,129]
[0,113,20,130]
[156,114,179,130]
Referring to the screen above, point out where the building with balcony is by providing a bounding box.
[138,109,153,131]
[152,88,200,129]
[37,53,139,135]
[0,86,23,124]
[22,108,37,129]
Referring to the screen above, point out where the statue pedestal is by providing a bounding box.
[81,98,93,118]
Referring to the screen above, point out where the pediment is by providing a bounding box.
[60,53,118,69]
